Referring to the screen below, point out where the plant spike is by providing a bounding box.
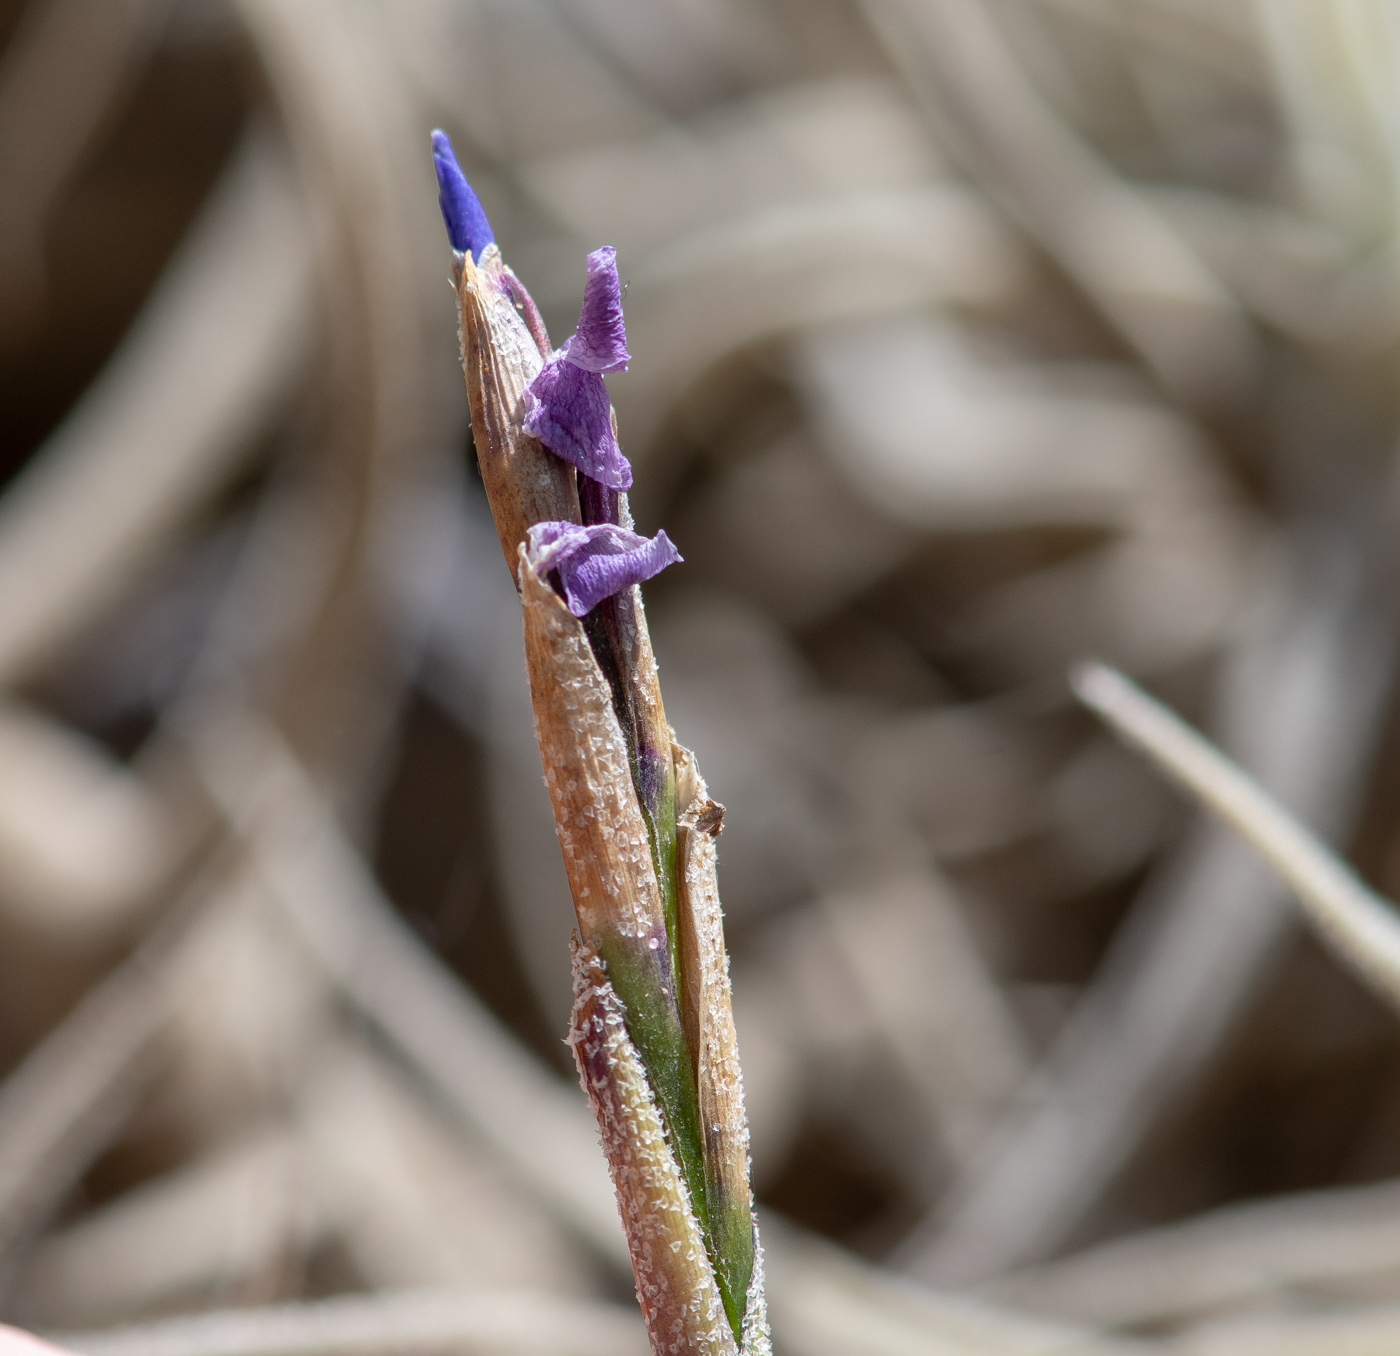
[433,131,766,1352]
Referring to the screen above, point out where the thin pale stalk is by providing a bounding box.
[1074,661,1400,1013]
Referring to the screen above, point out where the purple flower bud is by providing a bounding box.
[523,247,637,491]
[523,357,633,490]
[431,129,494,261]
[563,247,631,374]
[528,521,682,617]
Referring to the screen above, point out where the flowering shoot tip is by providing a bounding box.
[440,171,767,1347]
[431,129,495,260]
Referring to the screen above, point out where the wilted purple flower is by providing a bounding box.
[528,520,681,616]
[563,247,631,373]
[524,360,632,490]
[431,129,495,261]
[523,248,634,490]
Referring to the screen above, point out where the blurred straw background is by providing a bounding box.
[5,0,1400,1351]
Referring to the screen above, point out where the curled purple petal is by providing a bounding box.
[431,129,494,260]
[563,247,631,374]
[528,522,681,616]
[523,358,633,490]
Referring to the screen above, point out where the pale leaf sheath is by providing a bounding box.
[675,745,760,1341]
[571,941,738,1356]
[602,581,679,961]
[519,548,669,953]
[518,546,710,1249]
[457,245,579,572]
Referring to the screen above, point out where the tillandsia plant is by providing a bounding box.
[432,130,769,1356]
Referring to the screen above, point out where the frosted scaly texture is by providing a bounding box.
[520,555,668,948]
[570,941,738,1356]
[739,1227,772,1356]
[676,746,760,1335]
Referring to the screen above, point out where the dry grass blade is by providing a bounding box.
[991,1175,1400,1330]
[0,134,311,687]
[620,184,1025,474]
[764,1222,1138,1356]
[911,566,1394,1283]
[816,865,1029,1173]
[856,0,1257,404]
[181,709,627,1265]
[0,970,164,1292]
[0,0,175,341]
[0,701,171,938]
[0,852,235,1295]
[1163,1302,1400,1356]
[52,1289,650,1356]
[1074,662,1400,1013]
[15,1126,323,1328]
[292,1035,593,1297]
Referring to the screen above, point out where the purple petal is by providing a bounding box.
[563,531,678,615]
[527,522,682,616]
[431,130,494,260]
[527,520,593,571]
[523,358,633,490]
[563,247,631,374]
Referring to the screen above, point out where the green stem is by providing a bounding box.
[596,934,710,1241]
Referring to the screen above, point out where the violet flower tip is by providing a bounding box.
[565,245,631,374]
[431,129,495,261]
